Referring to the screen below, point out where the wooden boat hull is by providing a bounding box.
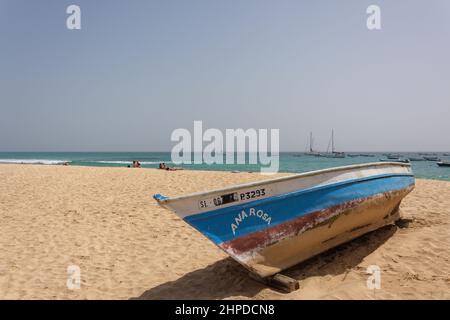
[219,186,411,277]
[153,163,415,278]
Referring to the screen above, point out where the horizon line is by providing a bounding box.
[0,150,449,153]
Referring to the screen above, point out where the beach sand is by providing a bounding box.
[0,164,449,299]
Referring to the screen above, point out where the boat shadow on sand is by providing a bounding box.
[132,224,397,300]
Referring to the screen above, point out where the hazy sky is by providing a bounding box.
[1,0,449,152]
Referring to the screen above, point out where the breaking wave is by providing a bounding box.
[95,160,171,165]
[0,159,69,165]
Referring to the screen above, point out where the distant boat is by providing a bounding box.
[424,156,441,161]
[154,162,415,278]
[443,153,450,157]
[379,159,410,164]
[387,154,401,160]
[320,130,345,158]
[304,132,320,157]
[419,152,437,156]
[408,157,425,162]
[347,154,359,158]
[359,154,375,157]
[437,161,450,167]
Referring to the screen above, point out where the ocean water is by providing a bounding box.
[0,152,449,181]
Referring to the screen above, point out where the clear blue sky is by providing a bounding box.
[1,0,449,152]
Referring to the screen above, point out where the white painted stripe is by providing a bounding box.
[156,162,413,218]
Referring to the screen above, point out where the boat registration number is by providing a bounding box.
[198,188,267,209]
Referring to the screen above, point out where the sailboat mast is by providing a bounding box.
[331,129,335,153]
[309,132,313,153]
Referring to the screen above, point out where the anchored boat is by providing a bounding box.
[437,161,450,167]
[379,158,410,164]
[153,162,415,278]
[408,157,425,162]
[424,156,440,161]
[304,132,320,157]
[317,129,346,158]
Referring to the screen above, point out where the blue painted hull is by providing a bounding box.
[184,174,415,245]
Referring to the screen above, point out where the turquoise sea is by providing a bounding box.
[0,152,449,181]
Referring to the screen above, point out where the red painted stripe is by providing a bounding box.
[220,186,413,256]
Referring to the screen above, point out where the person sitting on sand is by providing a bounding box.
[158,162,182,170]
[165,165,183,171]
[132,160,141,168]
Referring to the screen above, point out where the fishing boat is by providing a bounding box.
[359,154,375,157]
[379,158,410,163]
[387,154,401,160]
[419,152,437,156]
[424,156,440,161]
[408,157,425,162]
[153,162,415,278]
[437,161,450,167]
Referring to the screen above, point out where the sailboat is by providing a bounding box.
[304,132,320,156]
[318,130,345,158]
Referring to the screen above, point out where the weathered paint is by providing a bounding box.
[219,186,413,277]
[153,162,415,277]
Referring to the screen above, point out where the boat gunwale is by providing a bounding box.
[155,162,412,203]
[184,173,415,229]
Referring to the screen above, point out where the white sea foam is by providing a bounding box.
[96,161,133,164]
[141,161,172,165]
[0,159,171,165]
[95,161,172,165]
[0,159,69,165]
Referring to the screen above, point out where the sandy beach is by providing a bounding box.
[0,164,449,299]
